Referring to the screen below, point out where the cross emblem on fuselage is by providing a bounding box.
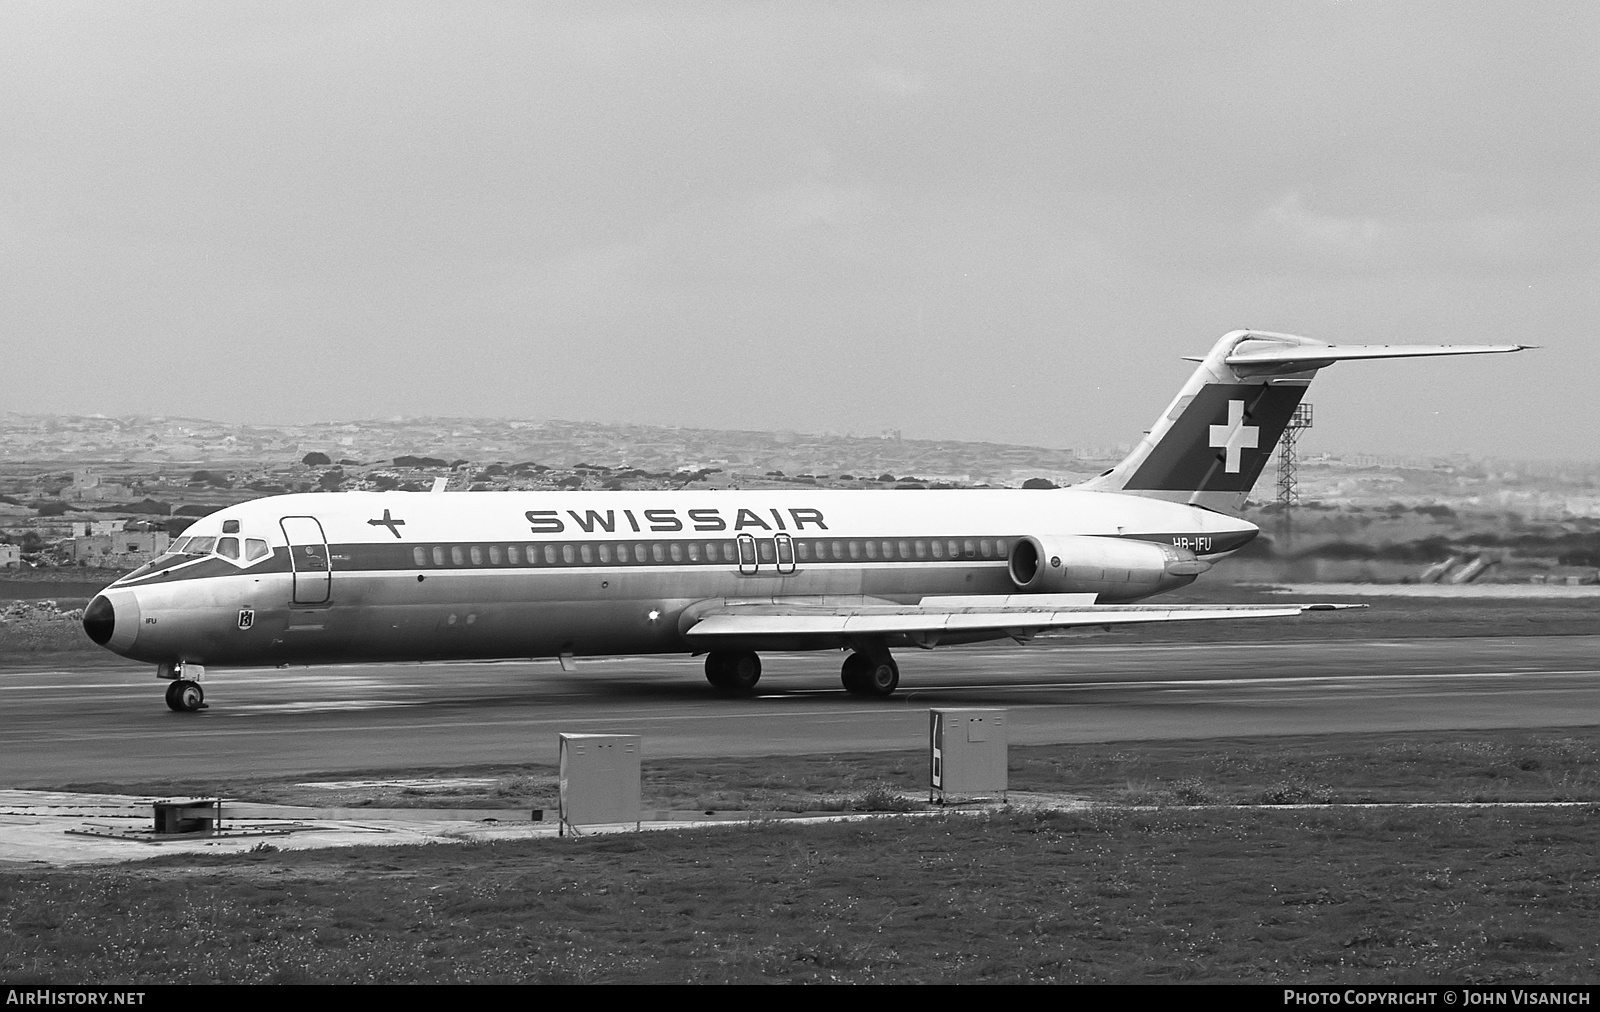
[1209,399,1260,473]
[367,509,406,538]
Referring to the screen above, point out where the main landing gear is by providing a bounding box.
[703,648,901,697]
[841,650,899,697]
[704,649,762,692]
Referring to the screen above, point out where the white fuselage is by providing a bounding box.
[86,487,1257,667]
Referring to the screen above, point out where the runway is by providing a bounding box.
[4,634,1599,787]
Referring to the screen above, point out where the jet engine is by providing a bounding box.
[1008,534,1211,602]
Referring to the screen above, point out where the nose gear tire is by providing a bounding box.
[165,679,205,712]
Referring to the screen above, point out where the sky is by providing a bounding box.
[2,2,1595,458]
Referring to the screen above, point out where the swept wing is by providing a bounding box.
[682,593,1358,649]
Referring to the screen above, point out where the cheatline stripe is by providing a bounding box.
[110,529,1253,587]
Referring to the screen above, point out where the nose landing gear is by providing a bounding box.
[159,662,208,712]
[164,680,206,712]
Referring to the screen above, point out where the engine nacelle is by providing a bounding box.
[1008,534,1211,602]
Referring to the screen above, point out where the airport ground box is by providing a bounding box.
[558,733,642,833]
[929,708,1008,801]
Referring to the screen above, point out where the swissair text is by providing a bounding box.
[527,508,828,535]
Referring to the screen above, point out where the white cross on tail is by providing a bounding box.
[1209,399,1259,473]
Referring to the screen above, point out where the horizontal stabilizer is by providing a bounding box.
[1223,342,1529,369]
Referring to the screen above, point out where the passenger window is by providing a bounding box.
[849,541,862,560]
[579,544,593,564]
[433,546,446,566]
[758,540,774,563]
[490,545,503,565]
[864,541,878,559]
[652,544,666,563]
[995,539,1008,556]
[980,539,992,558]
[722,543,737,562]
[687,543,700,562]
[831,541,845,560]
[964,540,976,558]
[217,537,240,560]
[796,541,810,561]
[634,544,647,563]
[413,547,428,566]
[246,539,270,562]
[669,543,683,562]
[898,541,911,559]
[451,546,465,566]
[470,546,484,565]
[915,540,927,559]
[931,541,944,559]
[505,546,519,565]
[881,541,893,559]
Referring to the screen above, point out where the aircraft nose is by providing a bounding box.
[82,590,141,654]
[83,595,115,645]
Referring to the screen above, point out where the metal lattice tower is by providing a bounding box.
[1275,402,1314,506]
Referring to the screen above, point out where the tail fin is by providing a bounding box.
[1078,330,1528,513]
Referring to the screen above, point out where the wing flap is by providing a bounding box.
[683,596,1351,642]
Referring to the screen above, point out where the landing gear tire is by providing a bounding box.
[705,650,761,693]
[840,652,869,694]
[165,679,205,712]
[842,652,899,697]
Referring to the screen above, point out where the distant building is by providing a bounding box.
[71,520,125,538]
[69,531,170,568]
[66,470,128,502]
[0,544,20,568]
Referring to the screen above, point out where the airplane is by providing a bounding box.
[81,329,1526,711]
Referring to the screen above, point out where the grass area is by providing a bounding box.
[3,805,1597,983]
[1016,730,1600,806]
[55,728,1600,814]
[14,732,1600,983]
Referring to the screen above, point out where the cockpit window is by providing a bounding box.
[222,520,241,534]
[118,529,272,581]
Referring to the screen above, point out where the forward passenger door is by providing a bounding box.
[280,516,332,605]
